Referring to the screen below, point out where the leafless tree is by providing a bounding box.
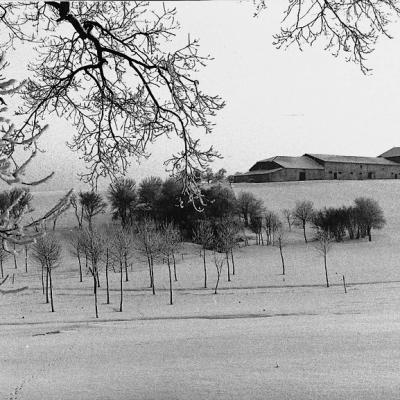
[193,220,213,288]
[79,191,107,231]
[237,191,263,227]
[314,230,333,288]
[70,194,83,229]
[354,197,386,241]
[215,218,239,281]
[282,209,294,231]
[68,229,84,282]
[159,222,181,305]
[255,1,400,74]
[213,252,224,295]
[110,226,134,312]
[276,228,286,276]
[0,3,224,202]
[0,53,72,249]
[263,211,281,245]
[31,235,62,312]
[79,228,104,318]
[293,200,314,243]
[135,218,159,294]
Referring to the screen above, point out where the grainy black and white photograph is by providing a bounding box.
[0,1,400,399]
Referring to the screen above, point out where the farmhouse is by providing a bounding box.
[234,148,400,183]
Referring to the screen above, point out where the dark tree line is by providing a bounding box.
[312,197,385,242]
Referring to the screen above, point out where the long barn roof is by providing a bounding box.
[256,156,324,170]
[304,154,399,166]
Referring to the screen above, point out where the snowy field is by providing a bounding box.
[1,180,400,399]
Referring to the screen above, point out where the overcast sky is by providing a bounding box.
[8,1,400,191]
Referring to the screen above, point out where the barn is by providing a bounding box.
[233,148,400,183]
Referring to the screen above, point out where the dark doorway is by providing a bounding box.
[368,172,374,179]
[395,174,398,179]
[333,172,338,179]
[299,172,306,181]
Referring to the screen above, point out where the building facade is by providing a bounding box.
[233,148,400,183]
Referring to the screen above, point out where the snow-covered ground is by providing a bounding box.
[1,180,400,399]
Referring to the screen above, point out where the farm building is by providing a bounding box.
[234,148,400,183]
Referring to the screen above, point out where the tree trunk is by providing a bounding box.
[97,270,100,288]
[0,259,3,278]
[119,264,123,312]
[45,268,49,303]
[215,270,221,294]
[279,244,285,275]
[167,257,173,305]
[303,221,307,243]
[93,271,98,318]
[203,248,207,288]
[226,252,231,282]
[124,253,129,282]
[13,243,17,269]
[24,246,28,273]
[368,226,372,242]
[52,218,57,231]
[41,264,44,294]
[342,274,347,294]
[49,268,54,312]
[173,253,177,282]
[146,251,153,288]
[324,254,329,288]
[150,255,155,295]
[77,249,82,282]
[106,248,110,304]
[230,249,235,275]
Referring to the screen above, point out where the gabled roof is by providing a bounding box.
[305,153,399,166]
[379,147,400,158]
[257,156,324,170]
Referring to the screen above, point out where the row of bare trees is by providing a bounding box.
[68,219,182,318]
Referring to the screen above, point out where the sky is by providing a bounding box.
[6,1,400,191]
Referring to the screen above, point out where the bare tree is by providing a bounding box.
[255,1,400,74]
[237,191,263,227]
[159,222,181,305]
[68,230,84,283]
[263,211,281,245]
[0,3,224,202]
[0,53,72,249]
[276,228,286,276]
[135,218,160,295]
[193,220,213,288]
[70,194,83,229]
[215,218,239,281]
[31,235,62,312]
[79,191,107,231]
[213,252,224,295]
[293,200,314,243]
[314,230,333,288]
[282,209,294,231]
[354,197,385,241]
[110,226,134,312]
[79,228,104,318]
